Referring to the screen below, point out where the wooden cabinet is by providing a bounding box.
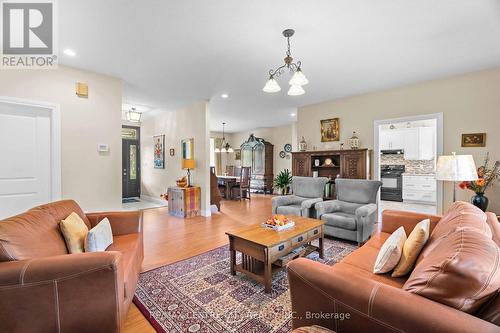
[167,186,201,218]
[292,149,370,180]
[292,153,311,177]
[341,151,366,178]
[241,134,274,193]
[292,149,371,200]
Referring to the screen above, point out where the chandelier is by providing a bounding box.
[214,122,234,153]
[126,107,142,122]
[263,29,309,96]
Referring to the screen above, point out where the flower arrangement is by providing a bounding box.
[459,153,500,195]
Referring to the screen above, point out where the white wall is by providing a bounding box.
[141,101,211,215]
[297,68,500,214]
[0,66,122,211]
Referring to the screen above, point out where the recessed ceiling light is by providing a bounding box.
[290,113,296,117]
[63,49,76,57]
[221,93,229,99]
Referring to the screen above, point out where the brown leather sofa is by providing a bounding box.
[0,200,144,333]
[288,206,500,333]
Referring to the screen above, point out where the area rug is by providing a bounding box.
[134,238,356,333]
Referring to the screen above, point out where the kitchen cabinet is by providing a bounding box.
[403,174,436,203]
[404,127,434,160]
[380,129,405,150]
[380,127,434,160]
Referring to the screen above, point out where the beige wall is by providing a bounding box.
[297,68,500,214]
[141,101,211,215]
[0,66,123,211]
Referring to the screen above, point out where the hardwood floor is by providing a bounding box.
[123,194,275,333]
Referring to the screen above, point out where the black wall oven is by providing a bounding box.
[381,165,405,202]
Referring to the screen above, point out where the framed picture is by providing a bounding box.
[153,135,165,169]
[181,138,194,160]
[234,148,241,161]
[169,148,175,156]
[462,133,486,147]
[320,118,340,142]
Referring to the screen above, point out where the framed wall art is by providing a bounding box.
[181,138,194,160]
[234,148,241,161]
[154,135,165,169]
[320,118,340,142]
[462,133,486,147]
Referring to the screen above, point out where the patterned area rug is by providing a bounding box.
[134,238,356,333]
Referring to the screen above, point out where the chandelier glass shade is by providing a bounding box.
[126,108,142,122]
[215,122,234,153]
[263,29,308,95]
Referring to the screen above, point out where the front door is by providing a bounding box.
[122,126,140,198]
[0,101,52,219]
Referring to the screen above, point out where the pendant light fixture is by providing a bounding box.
[263,29,308,96]
[126,107,142,122]
[214,122,234,153]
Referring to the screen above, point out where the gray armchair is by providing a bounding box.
[315,178,382,245]
[272,176,329,218]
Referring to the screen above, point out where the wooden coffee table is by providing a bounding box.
[226,216,325,293]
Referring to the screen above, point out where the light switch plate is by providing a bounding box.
[97,143,109,152]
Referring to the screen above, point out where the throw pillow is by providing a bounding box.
[392,219,430,277]
[85,218,113,252]
[373,226,407,274]
[60,212,89,253]
[404,227,500,313]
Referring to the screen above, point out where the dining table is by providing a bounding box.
[217,175,240,200]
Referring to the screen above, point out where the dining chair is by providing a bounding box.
[234,166,242,177]
[210,167,222,210]
[231,166,251,200]
[225,165,235,176]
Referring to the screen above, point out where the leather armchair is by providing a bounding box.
[315,178,381,244]
[0,200,143,333]
[272,176,329,218]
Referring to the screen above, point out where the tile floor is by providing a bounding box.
[122,197,167,211]
[380,200,437,215]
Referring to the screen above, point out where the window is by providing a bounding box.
[210,138,215,167]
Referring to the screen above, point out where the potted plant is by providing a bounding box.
[459,153,500,211]
[274,169,293,195]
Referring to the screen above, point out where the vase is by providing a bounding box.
[471,193,489,212]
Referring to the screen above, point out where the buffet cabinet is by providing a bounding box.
[241,134,274,193]
[292,149,371,182]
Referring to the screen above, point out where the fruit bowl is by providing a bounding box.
[262,214,295,231]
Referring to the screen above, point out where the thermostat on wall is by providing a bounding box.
[97,144,110,152]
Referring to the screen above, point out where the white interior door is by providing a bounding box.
[0,102,52,219]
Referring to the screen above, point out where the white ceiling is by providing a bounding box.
[59,0,500,132]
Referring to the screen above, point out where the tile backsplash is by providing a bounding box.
[381,154,435,174]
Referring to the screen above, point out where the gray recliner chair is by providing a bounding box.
[272,176,329,218]
[315,178,382,245]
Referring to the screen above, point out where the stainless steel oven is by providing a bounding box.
[381,165,405,202]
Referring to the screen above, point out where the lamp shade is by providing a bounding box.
[289,68,309,86]
[436,154,478,181]
[182,159,196,170]
[126,109,142,122]
[263,77,281,93]
[287,84,305,96]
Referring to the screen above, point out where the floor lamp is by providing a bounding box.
[436,152,478,202]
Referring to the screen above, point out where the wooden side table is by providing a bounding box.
[167,186,201,218]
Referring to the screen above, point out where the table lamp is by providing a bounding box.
[182,159,196,187]
[436,152,478,202]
